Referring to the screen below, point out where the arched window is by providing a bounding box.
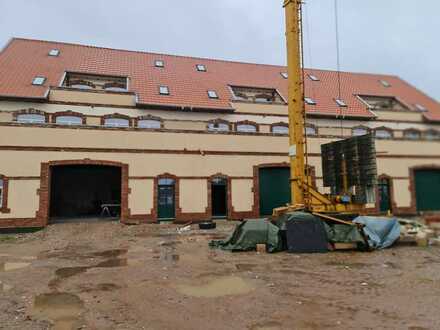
[103,115,130,128]
[374,127,393,139]
[16,113,46,124]
[272,125,289,135]
[55,116,83,126]
[404,129,421,140]
[305,125,318,136]
[137,116,162,129]
[236,121,258,133]
[352,126,369,137]
[207,119,230,132]
[425,130,440,140]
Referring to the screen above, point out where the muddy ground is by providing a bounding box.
[0,221,439,330]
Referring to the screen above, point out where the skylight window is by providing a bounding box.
[415,104,427,112]
[308,74,320,81]
[48,49,60,57]
[196,64,207,72]
[32,76,46,86]
[155,60,164,68]
[335,99,347,107]
[304,97,316,105]
[159,86,170,95]
[207,90,218,99]
[380,80,391,87]
[281,72,288,79]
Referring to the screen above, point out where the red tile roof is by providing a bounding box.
[1,38,439,120]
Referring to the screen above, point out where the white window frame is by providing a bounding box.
[55,116,83,126]
[32,76,46,86]
[48,49,60,56]
[335,99,347,107]
[304,97,316,105]
[380,80,391,87]
[375,129,392,139]
[236,124,257,133]
[104,118,130,128]
[272,125,289,134]
[196,64,206,72]
[308,74,319,81]
[155,60,164,68]
[159,86,170,95]
[353,127,368,136]
[137,119,162,129]
[208,122,229,132]
[207,90,218,99]
[305,126,317,136]
[16,114,46,124]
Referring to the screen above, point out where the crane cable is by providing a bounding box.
[334,0,344,137]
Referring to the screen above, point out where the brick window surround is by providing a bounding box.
[51,110,87,125]
[101,113,133,127]
[0,175,10,213]
[36,159,129,226]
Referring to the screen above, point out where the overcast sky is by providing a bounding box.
[1,0,438,100]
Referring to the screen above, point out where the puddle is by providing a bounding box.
[95,258,128,268]
[176,276,254,298]
[235,263,257,271]
[0,262,30,271]
[250,321,283,330]
[92,249,127,258]
[32,292,84,330]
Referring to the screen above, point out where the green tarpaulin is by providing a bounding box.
[209,219,283,253]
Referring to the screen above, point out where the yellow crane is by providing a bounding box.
[279,0,375,217]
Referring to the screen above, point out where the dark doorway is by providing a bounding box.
[157,178,175,220]
[50,165,121,220]
[211,177,228,218]
[378,177,392,213]
[259,167,291,216]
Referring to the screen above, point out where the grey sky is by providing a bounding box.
[1,0,438,100]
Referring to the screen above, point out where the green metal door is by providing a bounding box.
[378,178,391,213]
[415,170,440,211]
[158,179,175,220]
[259,167,291,216]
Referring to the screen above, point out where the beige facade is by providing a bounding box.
[1,95,440,228]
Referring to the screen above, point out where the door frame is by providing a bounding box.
[153,173,180,222]
[409,165,440,214]
[37,159,129,226]
[375,174,395,214]
[208,173,231,219]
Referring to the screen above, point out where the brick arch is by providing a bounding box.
[36,159,129,226]
[409,165,440,214]
[51,110,87,125]
[13,108,49,123]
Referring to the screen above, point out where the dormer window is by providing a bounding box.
[32,76,46,86]
[304,97,316,105]
[155,60,165,68]
[308,74,319,81]
[48,49,60,57]
[380,80,391,87]
[358,95,408,111]
[335,99,347,107]
[207,90,218,99]
[196,64,206,72]
[281,72,288,79]
[63,72,128,92]
[230,86,285,104]
[159,86,170,95]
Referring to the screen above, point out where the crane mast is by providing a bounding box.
[284,0,306,207]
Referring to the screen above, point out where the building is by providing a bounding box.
[0,38,439,228]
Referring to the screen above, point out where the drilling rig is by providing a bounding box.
[278,1,377,219]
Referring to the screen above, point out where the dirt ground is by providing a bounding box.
[0,220,439,330]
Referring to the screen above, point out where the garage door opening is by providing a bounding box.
[49,165,122,220]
